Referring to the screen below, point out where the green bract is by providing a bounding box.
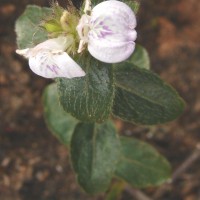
[15,5,51,48]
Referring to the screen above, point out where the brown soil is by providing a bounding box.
[0,0,200,200]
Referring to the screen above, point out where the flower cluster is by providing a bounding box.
[16,0,137,78]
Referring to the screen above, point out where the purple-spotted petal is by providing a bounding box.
[88,0,137,63]
[91,1,136,29]
[16,37,86,79]
[29,51,85,78]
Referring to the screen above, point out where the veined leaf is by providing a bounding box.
[70,121,121,194]
[57,55,114,123]
[43,83,78,146]
[115,137,171,188]
[113,64,185,125]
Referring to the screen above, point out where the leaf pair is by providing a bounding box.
[56,51,184,125]
[43,84,171,194]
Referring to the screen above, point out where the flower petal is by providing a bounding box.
[16,48,30,58]
[88,39,136,63]
[88,0,137,63]
[29,51,85,78]
[35,36,68,51]
[92,0,136,29]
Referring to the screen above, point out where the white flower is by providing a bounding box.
[16,37,85,79]
[77,0,137,63]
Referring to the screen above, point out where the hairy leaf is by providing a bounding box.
[57,55,114,123]
[113,64,185,125]
[115,137,171,187]
[71,121,121,194]
[43,83,78,146]
[15,5,51,48]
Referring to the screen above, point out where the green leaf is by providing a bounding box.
[70,121,121,194]
[57,55,114,123]
[127,44,150,69]
[115,137,171,188]
[15,5,51,49]
[43,83,78,146]
[113,64,185,125]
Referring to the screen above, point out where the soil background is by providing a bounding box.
[0,0,200,200]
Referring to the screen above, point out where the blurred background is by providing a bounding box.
[0,0,200,199]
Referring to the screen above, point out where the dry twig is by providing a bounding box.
[125,186,153,200]
[153,143,200,199]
